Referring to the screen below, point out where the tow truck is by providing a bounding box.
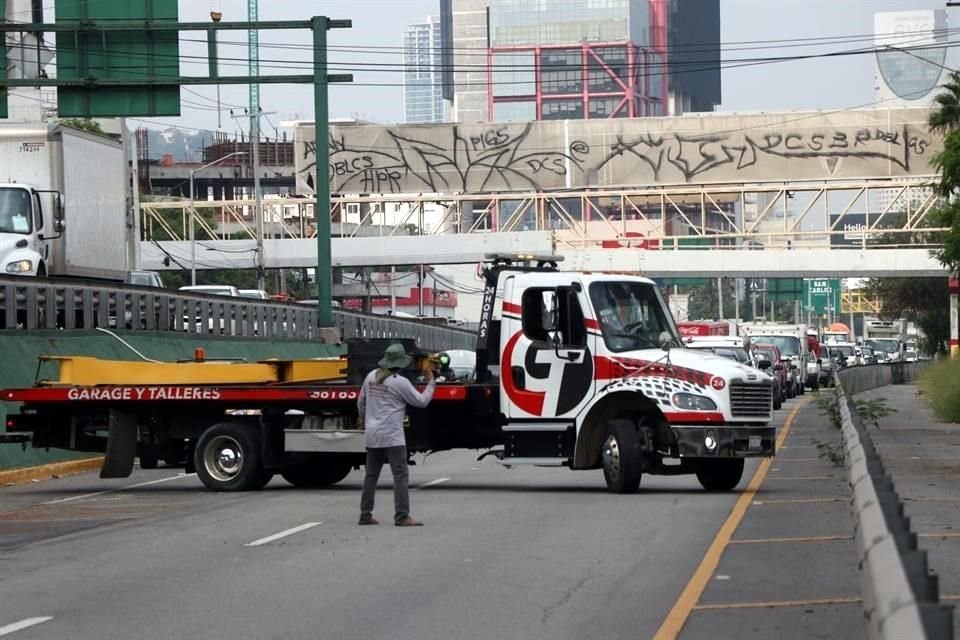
[2,255,775,494]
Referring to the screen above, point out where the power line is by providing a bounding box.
[41,36,958,90]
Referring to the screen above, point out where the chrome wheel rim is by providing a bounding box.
[204,435,243,482]
[602,434,621,483]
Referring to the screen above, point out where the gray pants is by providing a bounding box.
[360,446,410,523]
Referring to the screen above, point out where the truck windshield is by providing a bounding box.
[749,335,800,357]
[588,281,680,352]
[866,339,899,354]
[0,188,32,235]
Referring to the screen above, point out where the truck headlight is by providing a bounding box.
[672,393,717,411]
[5,260,33,274]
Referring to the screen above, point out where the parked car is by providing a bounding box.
[827,342,857,369]
[127,270,165,288]
[178,285,240,333]
[238,289,270,300]
[751,343,786,409]
[819,345,837,386]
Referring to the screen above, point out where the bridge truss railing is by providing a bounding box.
[142,178,946,251]
[0,277,475,351]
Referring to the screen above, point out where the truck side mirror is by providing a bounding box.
[540,291,558,333]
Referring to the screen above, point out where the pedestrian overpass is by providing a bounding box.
[140,177,948,278]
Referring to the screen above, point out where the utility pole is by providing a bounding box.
[717,277,723,319]
[248,0,265,291]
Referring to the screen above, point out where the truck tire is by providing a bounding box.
[696,459,745,492]
[194,422,264,491]
[281,457,353,488]
[601,418,644,494]
[250,470,275,490]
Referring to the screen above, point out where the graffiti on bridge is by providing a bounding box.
[295,111,937,194]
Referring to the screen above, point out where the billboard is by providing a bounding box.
[829,213,898,247]
[874,10,947,105]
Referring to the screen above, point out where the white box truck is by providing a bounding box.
[0,124,128,279]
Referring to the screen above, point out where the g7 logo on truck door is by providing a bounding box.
[503,331,593,416]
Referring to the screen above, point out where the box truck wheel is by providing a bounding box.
[601,418,644,494]
[696,459,745,492]
[138,454,158,470]
[194,422,264,491]
[281,456,353,488]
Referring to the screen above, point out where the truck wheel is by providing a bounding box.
[194,422,264,491]
[139,454,158,470]
[696,459,745,492]
[281,457,353,488]
[249,470,275,490]
[601,419,644,494]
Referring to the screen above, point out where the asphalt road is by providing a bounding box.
[0,409,807,640]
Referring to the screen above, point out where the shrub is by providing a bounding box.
[919,358,960,423]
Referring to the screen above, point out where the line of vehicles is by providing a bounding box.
[678,317,919,398]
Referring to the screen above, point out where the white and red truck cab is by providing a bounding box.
[3,255,776,494]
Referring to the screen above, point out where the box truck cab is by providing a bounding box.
[0,183,63,276]
[0,125,126,280]
[741,323,819,394]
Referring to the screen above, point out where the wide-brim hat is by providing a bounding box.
[378,343,413,369]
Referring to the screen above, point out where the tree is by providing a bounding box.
[930,71,960,135]
[57,118,106,136]
[863,277,950,354]
[929,74,960,274]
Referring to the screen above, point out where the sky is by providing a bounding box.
[160,0,958,136]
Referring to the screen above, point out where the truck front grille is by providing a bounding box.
[729,381,773,418]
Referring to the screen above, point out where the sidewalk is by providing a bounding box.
[675,396,865,639]
[858,383,960,638]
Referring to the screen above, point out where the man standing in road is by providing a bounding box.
[358,343,436,527]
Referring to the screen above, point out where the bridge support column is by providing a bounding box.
[950,277,959,357]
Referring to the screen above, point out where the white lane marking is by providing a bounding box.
[43,473,197,505]
[246,522,322,547]
[417,477,451,489]
[0,617,54,637]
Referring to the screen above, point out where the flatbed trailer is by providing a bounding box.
[3,255,777,493]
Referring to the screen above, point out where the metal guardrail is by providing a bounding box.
[836,364,953,639]
[0,276,475,351]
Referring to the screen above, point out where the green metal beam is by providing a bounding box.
[0,75,352,87]
[313,16,332,328]
[0,20,312,32]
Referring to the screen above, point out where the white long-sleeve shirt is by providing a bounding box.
[358,370,436,448]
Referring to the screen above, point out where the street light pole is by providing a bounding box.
[189,150,247,285]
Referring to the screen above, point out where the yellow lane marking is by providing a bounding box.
[752,497,844,505]
[693,596,862,611]
[764,476,837,481]
[652,398,809,640]
[0,457,103,487]
[941,595,960,601]
[905,497,960,503]
[918,532,960,539]
[728,535,852,545]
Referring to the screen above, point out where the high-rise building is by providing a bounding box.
[873,11,947,214]
[448,0,490,123]
[667,0,721,114]
[446,0,720,123]
[486,0,667,121]
[402,16,448,123]
[874,10,948,107]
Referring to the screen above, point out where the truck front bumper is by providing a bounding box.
[671,425,776,458]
